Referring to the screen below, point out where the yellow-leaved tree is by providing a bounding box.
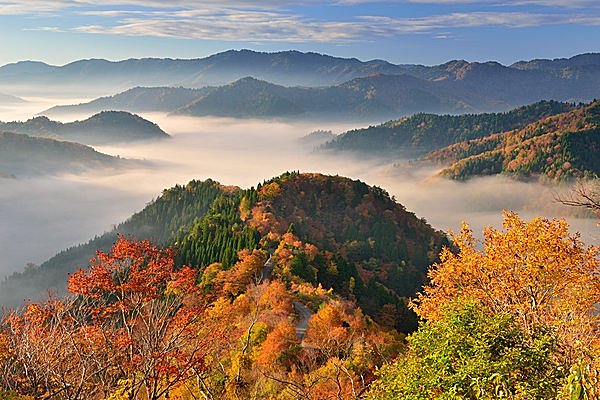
[412,211,599,396]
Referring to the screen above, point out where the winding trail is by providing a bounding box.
[259,254,275,283]
[293,301,312,341]
[259,252,314,341]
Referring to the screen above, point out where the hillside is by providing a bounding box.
[0,131,128,177]
[322,100,575,155]
[425,100,600,181]
[1,173,448,333]
[43,86,212,116]
[177,74,476,119]
[0,111,169,145]
[297,130,336,147]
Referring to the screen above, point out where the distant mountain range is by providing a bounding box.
[3,49,600,115]
[0,131,128,177]
[425,100,600,182]
[1,111,169,145]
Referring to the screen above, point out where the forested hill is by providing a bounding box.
[0,111,169,145]
[322,100,576,155]
[174,172,448,331]
[0,131,126,177]
[426,100,600,182]
[171,74,472,119]
[2,173,448,333]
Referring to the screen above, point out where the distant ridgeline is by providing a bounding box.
[322,100,576,155]
[1,172,448,333]
[425,100,600,182]
[8,50,600,118]
[0,111,169,146]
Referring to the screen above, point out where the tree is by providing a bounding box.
[411,212,600,397]
[366,301,563,400]
[1,237,220,400]
[555,178,600,218]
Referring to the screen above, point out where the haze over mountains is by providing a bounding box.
[7,49,600,120]
[0,92,24,104]
[1,48,598,307]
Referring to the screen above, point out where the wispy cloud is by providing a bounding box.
[1,0,598,16]
[73,10,362,42]
[66,10,600,43]
[23,26,65,32]
[4,1,600,44]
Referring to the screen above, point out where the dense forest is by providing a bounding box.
[426,100,600,181]
[322,100,575,155]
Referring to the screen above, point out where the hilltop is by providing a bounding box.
[1,111,169,145]
[1,173,448,333]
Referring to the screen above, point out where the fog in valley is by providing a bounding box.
[0,98,597,282]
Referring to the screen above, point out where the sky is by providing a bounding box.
[0,0,599,66]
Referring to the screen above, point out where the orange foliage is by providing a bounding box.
[255,321,300,370]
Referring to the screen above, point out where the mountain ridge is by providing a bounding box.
[1,110,169,145]
[322,100,576,155]
[3,49,600,107]
[0,131,130,177]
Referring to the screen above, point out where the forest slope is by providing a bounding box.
[1,173,448,334]
[323,100,575,155]
[425,100,600,181]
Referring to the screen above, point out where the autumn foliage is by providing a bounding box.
[369,212,600,399]
[1,235,401,399]
[0,237,218,399]
[413,211,600,363]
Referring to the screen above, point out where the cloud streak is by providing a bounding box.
[1,0,599,15]
[1,0,597,44]
[67,10,600,43]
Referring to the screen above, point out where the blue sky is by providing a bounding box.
[1,0,599,66]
